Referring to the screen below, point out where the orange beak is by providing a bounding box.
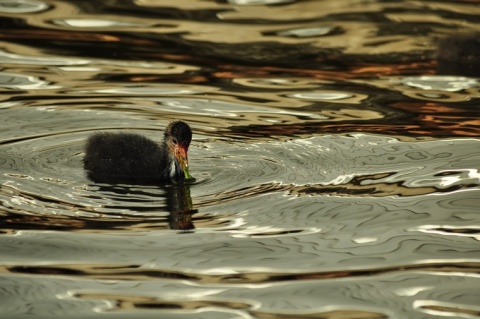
[175,145,191,179]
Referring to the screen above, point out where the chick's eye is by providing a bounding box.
[172,138,177,144]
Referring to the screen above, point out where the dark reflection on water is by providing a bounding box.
[0,0,480,318]
[166,183,197,231]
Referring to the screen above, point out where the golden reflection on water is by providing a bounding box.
[0,0,480,318]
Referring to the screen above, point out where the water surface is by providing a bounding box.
[0,1,480,318]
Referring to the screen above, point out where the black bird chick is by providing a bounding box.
[84,121,192,183]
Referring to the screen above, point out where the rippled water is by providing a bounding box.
[1,1,480,318]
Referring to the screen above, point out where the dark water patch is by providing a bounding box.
[4,261,480,285]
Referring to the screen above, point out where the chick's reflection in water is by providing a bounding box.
[84,181,197,232]
[166,182,197,231]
